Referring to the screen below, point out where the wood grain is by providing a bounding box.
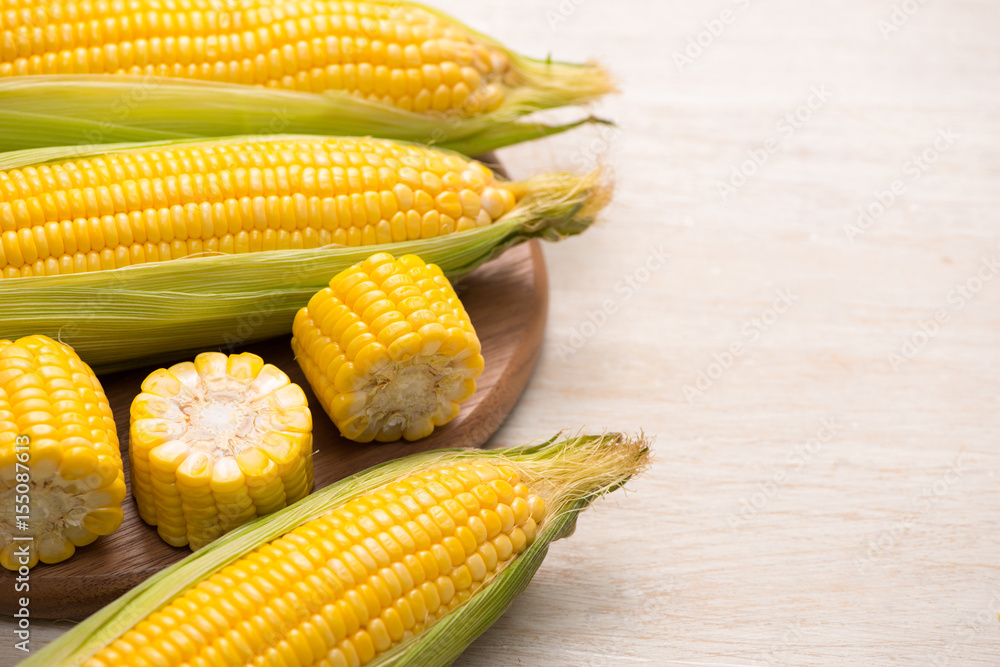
[0,240,547,621]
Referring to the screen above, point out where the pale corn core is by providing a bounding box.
[143,362,292,458]
[366,362,439,423]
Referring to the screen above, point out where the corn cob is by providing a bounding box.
[293,252,483,442]
[131,351,314,550]
[1,0,509,114]
[0,335,124,570]
[0,2,613,153]
[0,138,606,373]
[0,135,519,279]
[0,0,599,114]
[24,432,650,667]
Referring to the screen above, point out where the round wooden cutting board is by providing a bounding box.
[0,240,548,620]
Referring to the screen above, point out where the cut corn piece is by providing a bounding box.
[0,335,123,569]
[130,352,313,550]
[0,136,519,279]
[27,433,650,667]
[293,252,484,442]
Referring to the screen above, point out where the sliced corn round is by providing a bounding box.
[130,352,313,550]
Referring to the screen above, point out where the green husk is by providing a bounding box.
[20,432,651,667]
[0,3,615,153]
[0,135,608,373]
[0,77,611,155]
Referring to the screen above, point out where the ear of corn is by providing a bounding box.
[0,335,124,570]
[0,135,521,279]
[0,137,608,373]
[293,252,484,443]
[21,432,650,667]
[0,0,614,153]
[131,352,314,550]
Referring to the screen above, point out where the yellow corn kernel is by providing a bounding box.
[0,335,123,569]
[0,137,520,279]
[130,352,313,550]
[292,253,484,442]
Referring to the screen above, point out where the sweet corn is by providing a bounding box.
[25,433,649,667]
[130,352,313,550]
[293,252,484,442]
[0,135,520,279]
[84,459,543,666]
[0,1,615,155]
[0,136,604,373]
[0,0,517,115]
[0,335,124,569]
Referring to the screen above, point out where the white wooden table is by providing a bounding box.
[5,0,999,664]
